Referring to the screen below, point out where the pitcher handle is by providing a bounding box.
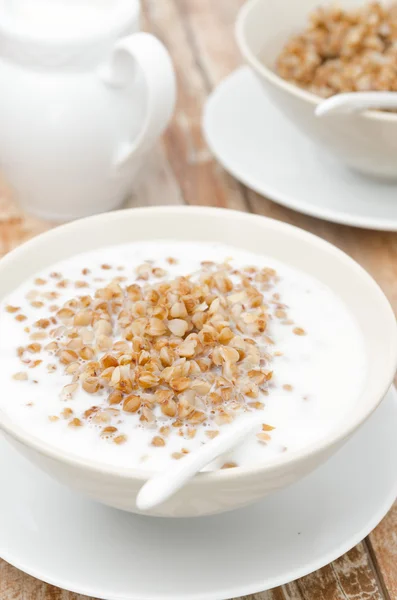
[100,32,176,168]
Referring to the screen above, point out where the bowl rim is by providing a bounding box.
[235,0,397,124]
[0,205,396,484]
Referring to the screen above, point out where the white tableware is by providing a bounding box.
[203,67,397,231]
[1,386,396,600]
[0,206,396,517]
[316,91,397,117]
[236,0,397,180]
[137,412,265,512]
[0,0,176,221]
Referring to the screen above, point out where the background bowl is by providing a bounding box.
[0,206,396,517]
[236,0,397,180]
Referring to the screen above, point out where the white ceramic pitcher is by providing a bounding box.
[0,0,176,220]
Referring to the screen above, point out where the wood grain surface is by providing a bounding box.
[0,1,396,599]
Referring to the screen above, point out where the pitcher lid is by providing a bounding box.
[0,0,139,45]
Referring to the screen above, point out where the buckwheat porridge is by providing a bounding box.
[0,241,366,471]
[276,2,397,99]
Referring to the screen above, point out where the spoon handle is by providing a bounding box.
[315,91,397,117]
[136,413,262,512]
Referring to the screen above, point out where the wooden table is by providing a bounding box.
[0,1,396,599]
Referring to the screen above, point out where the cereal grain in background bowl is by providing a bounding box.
[236,0,397,179]
[276,2,397,99]
[0,206,396,517]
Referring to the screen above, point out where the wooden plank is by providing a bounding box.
[0,560,93,600]
[282,544,384,600]
[235,590,285,600]
[178,0,245,85]
[368,502,397,599]
[0,185,50,258]
[142,0,248,211]
[127,145,184,208]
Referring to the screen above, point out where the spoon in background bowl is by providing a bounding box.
[136,411,267,512]
[315,91,397,117]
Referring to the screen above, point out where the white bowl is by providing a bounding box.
[236,0,397,180]
[0,206,396,517]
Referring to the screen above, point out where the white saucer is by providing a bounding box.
[1,388,396,600]
[203,67,397,231]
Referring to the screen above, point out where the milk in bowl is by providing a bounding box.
[0,240,366,472]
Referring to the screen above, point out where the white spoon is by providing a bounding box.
[136,411,265,512]
[315,91,397,117]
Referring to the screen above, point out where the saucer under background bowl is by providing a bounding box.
[1,386,396,600]
[203,67,397,231]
